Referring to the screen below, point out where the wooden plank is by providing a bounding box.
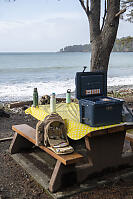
[8,98,74,108]
[108,125,125,133]
[88,124,126,137]
[0,137,13,142]
[12,124,83,165]
[40,145,83,165]
[88,129,108,137]
[12,124,36,144]
[49,160,64,193]
[8,101,33,108]
[49,160,77,193]
[9,133,34,154]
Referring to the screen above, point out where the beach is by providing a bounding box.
[0,52,133,102]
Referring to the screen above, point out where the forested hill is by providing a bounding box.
[59,37,133,52]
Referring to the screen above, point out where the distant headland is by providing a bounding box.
[59,36,133,52]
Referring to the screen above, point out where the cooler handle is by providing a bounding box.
[83,66,87,72]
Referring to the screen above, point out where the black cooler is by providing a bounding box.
[75,71,124,127]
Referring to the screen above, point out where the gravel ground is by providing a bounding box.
[0,108,52,199]
[0,103,133,199]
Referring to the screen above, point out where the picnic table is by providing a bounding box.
[9,102,133,192]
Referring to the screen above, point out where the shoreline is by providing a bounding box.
[1,84,133,104]
[108,84,133,92]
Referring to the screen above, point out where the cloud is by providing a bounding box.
[0,11,132,52]
[0,12,89,52]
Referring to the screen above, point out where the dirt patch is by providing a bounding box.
[70,179,133,199]
[0,150,51,199]
[0,110,52,199]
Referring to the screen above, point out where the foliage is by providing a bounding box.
[121,0,133,22]
[60,37,133,52]
[60,44,91,52]
[114,36,133,51]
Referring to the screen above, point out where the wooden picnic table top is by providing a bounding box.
[25,103,133,139]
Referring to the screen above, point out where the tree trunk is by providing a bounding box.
[88,0,120,72]
[90,36,110,72]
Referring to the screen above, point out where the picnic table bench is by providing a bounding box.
[9,124,83,192]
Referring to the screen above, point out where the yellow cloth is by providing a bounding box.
[25,102,123,140]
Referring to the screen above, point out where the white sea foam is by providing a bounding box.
[0,79,75,101]
[108,76,133,87]
[1,76,133,102]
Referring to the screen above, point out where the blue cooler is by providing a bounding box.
[75,71,124,127]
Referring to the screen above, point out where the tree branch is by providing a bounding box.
[89,0,101,42]
[79,0,90,16]
[86,0,89,14]
[79,0,87,13]
[101,0,107,31]
[115,7,126,18]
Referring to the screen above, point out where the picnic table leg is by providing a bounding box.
[49,160,76,193]
[130,142,133,152]
[85,131,126,171]
[9,132,34,154]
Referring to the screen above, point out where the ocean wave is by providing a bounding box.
[0,76,133,102]
[0,79,75,101]
[108,76,133,87]
[0,65,80,74]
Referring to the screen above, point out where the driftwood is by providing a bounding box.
[6,96,133,110]
[115,8,126,18]
[56,98,76,103]
[0,137,13,142]
[8,101,33,109]
[8,98,77,109]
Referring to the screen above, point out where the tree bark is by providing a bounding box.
[88,0,120,72]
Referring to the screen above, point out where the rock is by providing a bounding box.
[39,95,50,105]
[0,109,10,118]
[0,102,4,110]
[22,105,29,111]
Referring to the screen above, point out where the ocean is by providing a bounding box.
[0,52,133,102]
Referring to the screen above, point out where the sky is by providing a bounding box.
[0,0,132,52]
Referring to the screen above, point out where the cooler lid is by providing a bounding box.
[75,71,107,100]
